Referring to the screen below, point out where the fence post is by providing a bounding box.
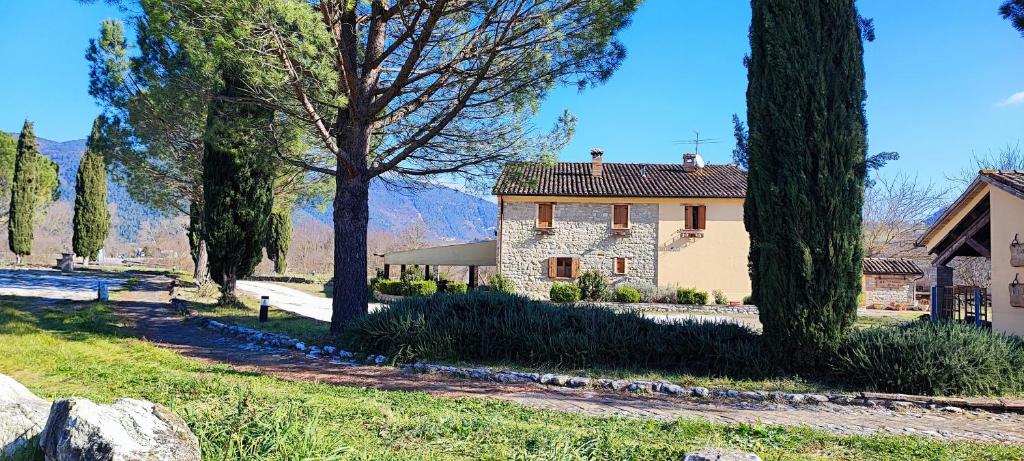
[974,287,982,328]
[930,286,938,322]
[259,296,269,323]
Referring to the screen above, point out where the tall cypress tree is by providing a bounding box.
[9,120,39,264]
[745,0,867,366]
[265,203,292,274]
[72,118,111,263]
[203,74,274,300]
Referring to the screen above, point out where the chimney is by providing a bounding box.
[591,148,604,177]
[682,153,698,173]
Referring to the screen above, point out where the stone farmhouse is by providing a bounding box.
[489,150,751,301]
[861,257,924,308]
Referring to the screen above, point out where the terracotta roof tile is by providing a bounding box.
[981,170,1024,198]
[492,162,747,198]
[863,258,924,275]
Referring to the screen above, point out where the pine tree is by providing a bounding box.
[203,74,274,300]
[72,118,111,263]
[265,203,292,274]
[8,121,39,263]
[745,0,867,366]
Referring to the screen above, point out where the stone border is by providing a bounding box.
[173,301,1024,414]
[599,302,759,315]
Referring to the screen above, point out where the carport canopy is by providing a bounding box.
[380,240,497,287]
[382,240,497,266]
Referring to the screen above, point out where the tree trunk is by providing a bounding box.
[221,268,237,299]
[330,174,370,334]
[193,240,209,284]
[15,254,22,265]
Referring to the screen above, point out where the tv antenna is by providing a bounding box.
[675,131,719,156]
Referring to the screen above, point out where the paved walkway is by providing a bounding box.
[235,280,383,322]
[0,268,123,301]
[108,276,1024,444]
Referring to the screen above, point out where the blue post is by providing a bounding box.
[97,282,109,302]
[974,287,982,328]
[930,286,938,322]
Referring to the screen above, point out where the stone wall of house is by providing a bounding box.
[498,201,658,298]
[863,274,916,307]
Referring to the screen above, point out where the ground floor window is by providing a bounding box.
[548,256,579,279]
[614,257,627,274]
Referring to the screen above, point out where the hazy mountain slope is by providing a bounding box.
[31,136,497,242]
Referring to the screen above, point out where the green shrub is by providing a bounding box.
[633,281,675,303]
[444,281,468,295]
[713,289,728,305]
[676,287,708,305]
[549,282,581,303]
[614,285,641,303]
[576,270,608,301]
[346,292,772,377]
[400,267,424,282]
[405,280,437,297]
[742,295,755,305]
[487,273,516,294]
[374,280,405,296]
[832,322,1024,396]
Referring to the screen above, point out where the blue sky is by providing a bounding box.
[2,1,1022,186]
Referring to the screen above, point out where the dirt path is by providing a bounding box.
[109,276,1024,444]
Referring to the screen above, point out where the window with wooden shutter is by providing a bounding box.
[614,257,627,275]
[537,203,554,229]
[684,205,707,230]
[551,256,577,279]
[612,204,629,229]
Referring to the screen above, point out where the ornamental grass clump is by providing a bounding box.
[345,292,773,377]
[832,321,1024,396]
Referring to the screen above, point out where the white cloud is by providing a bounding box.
[997,91,1024,107]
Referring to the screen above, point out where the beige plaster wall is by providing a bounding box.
[656,198,751,302]
[990,187,1024,336]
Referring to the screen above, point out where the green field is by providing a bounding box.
[2,298,1021,460]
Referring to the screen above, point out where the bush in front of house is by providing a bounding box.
[549,282,581,303]
[374,279,405,296]
[444,281,468,295]
[614,285,641,303]
[487,273,516,294]
[742,295,755,305]
[575,270,608,301]
[405,280,437,297]
[831,321,1024,396]
[631,281,676,304]
[712,290,728,305]
[345,291,773,377]
[676,287,708,305]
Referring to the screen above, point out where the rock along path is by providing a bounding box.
[9,271,1024,444]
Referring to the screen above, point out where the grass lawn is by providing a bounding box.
[1,298,1021,460]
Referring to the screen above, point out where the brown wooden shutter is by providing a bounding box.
[684,206,692,230]
[538,203,553,228]
[615,257,626,274]
[697,206,707,230]
[613,205,628,229]
[548,257,557,278]
[570,256,580,278]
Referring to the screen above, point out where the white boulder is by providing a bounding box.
[683,448,762,461]
[40,397,200,461]
[0,373,51,458]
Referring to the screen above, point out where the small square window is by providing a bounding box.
[614,257,627,275]
[684,205,706,230]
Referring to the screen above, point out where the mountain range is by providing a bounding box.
[31,136,498,242]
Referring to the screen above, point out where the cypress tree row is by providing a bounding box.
[8,120,39,264]
[72,118,111,264]
[265,204,292,274]
[202,74,274,300]
[745,0,867,366]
